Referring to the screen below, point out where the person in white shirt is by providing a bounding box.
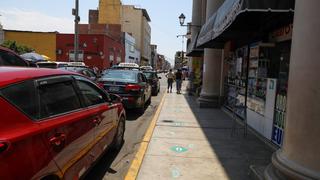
[165,69,175,93]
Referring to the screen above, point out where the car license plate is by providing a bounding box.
[109,86,119,92]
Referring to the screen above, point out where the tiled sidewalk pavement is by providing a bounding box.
[136,84,274,180]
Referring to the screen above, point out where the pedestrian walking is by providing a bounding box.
[175,69,183,94]
[165,69,174,93]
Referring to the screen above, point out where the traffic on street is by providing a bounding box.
[1,0,320,180]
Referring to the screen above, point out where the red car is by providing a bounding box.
[0,67,126,180]
[0,46,29,67]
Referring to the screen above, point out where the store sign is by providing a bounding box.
[272,126,284,146]
[270,24,293,42]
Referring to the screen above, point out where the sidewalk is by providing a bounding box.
[136,82,274,180]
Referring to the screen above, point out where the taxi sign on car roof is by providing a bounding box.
[68,62,86,66]
[118,63,140,68]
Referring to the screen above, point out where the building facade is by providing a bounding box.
[174,51,188,69]
[0,23,4,44]
[98,0,121,25]
[124,32,140,64]
[121,5,151,65]
[56,34,124,70]
[3,30,57,59]
[150,44,158,68]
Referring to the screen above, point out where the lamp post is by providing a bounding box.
[179,13,201,27]
[178,13,200,94]
[176,34,187,69]
[73,0,80,62]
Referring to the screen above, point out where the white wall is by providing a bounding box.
[125,33,140,64]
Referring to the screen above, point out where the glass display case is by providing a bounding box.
[246,43,274,116]
[224,47,248,119]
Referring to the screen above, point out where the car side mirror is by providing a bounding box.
[109,93,122,103]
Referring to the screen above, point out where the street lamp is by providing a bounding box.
[179,13,186,26]
[178,13,201,27]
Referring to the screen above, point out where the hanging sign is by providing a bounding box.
[270,24,293,42]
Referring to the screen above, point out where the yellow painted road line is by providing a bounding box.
[124,93,167,180]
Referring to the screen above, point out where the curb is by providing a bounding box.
[124,92,167,180]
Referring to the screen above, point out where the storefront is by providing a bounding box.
[195,0,295,147]
[222,24,292,147]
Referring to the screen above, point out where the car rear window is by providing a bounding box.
[101,70,137,83]
[143,72,156,79]
[0,50,28,67]
[1,80,38,119]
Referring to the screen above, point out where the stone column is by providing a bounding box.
[198,0,225,108]
[187,0,203,93]
[264,1,320,179]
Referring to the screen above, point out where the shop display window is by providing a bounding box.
[224,46,248,119]
[247,43,274,116]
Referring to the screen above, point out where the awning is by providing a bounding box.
[186,32,203,57]
[197,0,295,48]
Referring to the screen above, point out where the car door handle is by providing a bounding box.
[0,141,9,153]
[92,118,101,125]
[49,133,66,147]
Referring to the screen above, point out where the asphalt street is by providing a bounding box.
[84,73,167,180]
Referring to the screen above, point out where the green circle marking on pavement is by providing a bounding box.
[171,168,181,178]
[170,145,188,153]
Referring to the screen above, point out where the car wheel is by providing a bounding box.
[111,116,125,151]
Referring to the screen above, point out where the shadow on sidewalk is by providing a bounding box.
[177,93,274,179]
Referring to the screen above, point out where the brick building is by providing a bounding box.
[56,34,124,70]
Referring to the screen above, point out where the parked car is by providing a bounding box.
[0,46,29,67]
[143,71,161,96]
[37,61,69,69]
[0,67,126,180]
[98,69,152,113]
[59,66,98,81]
[111,63,140,70]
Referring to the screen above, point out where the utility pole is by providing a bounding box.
[73,0,80,62]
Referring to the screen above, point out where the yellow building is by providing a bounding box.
[98,0,121,24]
[4,30,57,60]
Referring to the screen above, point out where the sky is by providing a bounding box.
[0,0,192,64]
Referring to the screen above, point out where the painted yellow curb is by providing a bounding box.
[124,92,167,180]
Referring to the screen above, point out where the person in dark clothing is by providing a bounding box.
[175,69,183,94]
